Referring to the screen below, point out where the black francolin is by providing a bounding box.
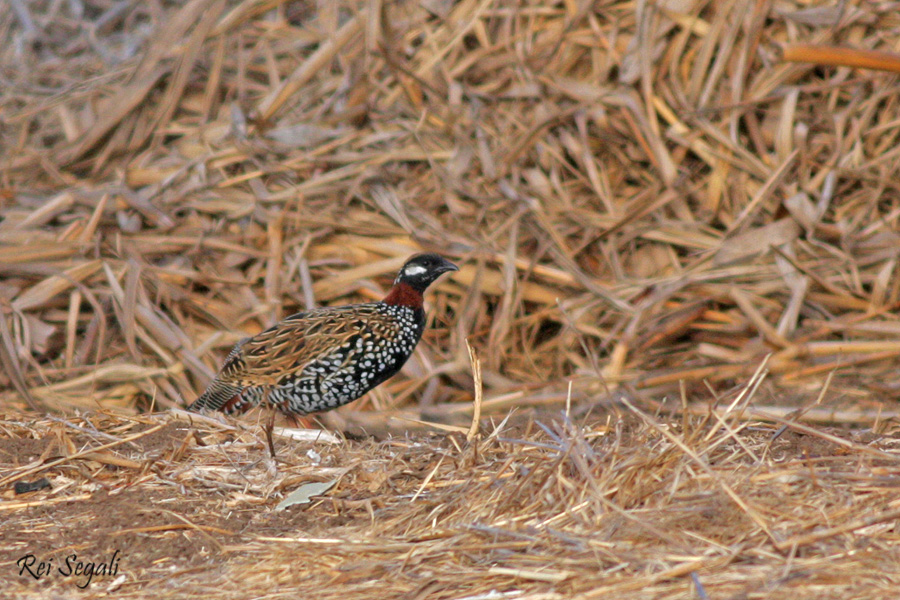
[188,253,457,448]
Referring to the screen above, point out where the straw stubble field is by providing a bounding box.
[3,0,900,597]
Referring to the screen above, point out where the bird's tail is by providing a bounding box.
[188,379,243,413]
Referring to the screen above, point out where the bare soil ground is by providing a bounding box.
[3,408,900,599]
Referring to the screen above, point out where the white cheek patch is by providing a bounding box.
[404,265,428,277]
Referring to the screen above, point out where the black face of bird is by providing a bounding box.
[394,253,459,290]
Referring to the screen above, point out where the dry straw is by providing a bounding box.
[4,0,900,423]
[1,405,900,597]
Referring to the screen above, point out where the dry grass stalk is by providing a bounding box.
[466,338,483,442]
[782,44,900,75]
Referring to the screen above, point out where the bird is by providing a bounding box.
[188,253,458,454]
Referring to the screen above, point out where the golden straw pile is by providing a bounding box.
[3,0,900,597]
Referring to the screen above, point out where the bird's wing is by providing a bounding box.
[216,304,399,387]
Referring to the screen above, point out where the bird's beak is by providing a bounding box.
[439,259,459,274]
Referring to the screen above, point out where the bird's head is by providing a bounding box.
[394,253,458,292]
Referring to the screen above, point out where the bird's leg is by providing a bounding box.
[263,389,277,458]
[265,410,277,459]
[285,413,315,429]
